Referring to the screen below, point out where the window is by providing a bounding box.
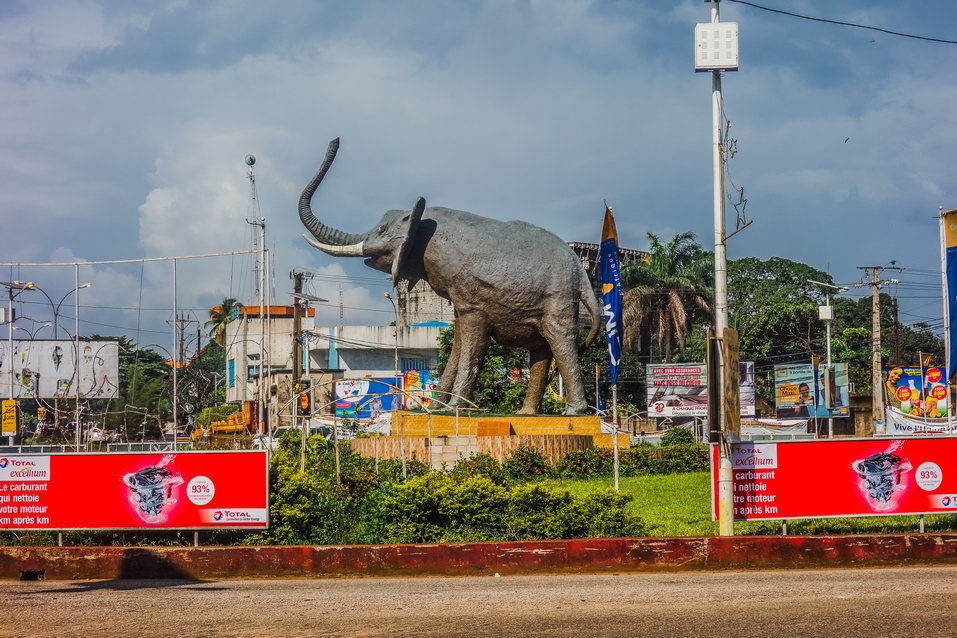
[228,360,235,388]
[402,358,431,371]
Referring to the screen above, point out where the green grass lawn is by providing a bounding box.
[547,472,957,537]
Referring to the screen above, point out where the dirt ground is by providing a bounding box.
[0,566,955,637]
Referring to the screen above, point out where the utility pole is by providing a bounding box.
[291,271,304,383]
[696,0,740,537]
[856,266,901,435]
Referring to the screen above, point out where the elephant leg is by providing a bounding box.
[540,322,588,415]
[517,344,552,415]
[434,329,461,407]
[448,312,489,407]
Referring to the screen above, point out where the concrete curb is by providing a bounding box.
[3,534,957,580]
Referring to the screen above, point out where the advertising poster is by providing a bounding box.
[403,370,438,409]
[0,451,268,530]
[647,363,755,417]
[774,363,850,419]
[711,438,957,521]
[0,340,119,399]
[882,365,948,418]
[335,378,399,418]
[883,407,957,435]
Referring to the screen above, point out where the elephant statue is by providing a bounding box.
[298,138,600,414]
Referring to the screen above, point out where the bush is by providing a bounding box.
[448,454,508,485]
[658,444,709,473]
[378,473,644,543]
[555,447,614,479]
[505,483,573,539]
[620,444,708,476]
[660,427,695,446]
[503,445,552,482]
[557,489,645,538]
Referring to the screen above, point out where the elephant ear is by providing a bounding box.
[391,197,425,288]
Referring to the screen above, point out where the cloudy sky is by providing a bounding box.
[2,0,956,350]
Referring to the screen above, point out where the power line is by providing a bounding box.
[725,0,957,45]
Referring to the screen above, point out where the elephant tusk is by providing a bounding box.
[302,234,365,256]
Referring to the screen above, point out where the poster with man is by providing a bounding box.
[774,362,850,419]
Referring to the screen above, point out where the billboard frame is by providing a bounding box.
[0,449,270,532]
[710,436,957,521]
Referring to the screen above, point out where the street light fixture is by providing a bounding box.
[808,279,849,439]
[2,281,35,444]
[383,292,400,382]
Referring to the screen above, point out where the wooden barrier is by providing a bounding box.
[392,412,602,437]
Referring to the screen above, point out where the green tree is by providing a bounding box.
[620,232,712,362]
[205,298,240,346]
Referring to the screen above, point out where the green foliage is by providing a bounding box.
[380,474,643,543]
[660,427,695,446]
[205,297,240,346]
[555,447,614,478]
[620,231,712,363]
[195,403,239,427]
[503,445,551,482]
[448,454,508,485]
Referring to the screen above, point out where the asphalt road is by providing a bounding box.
[1,566,955,637]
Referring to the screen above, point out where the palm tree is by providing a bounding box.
[205,298,241,346]
[620,232,712,362]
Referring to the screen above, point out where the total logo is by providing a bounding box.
[202,508,267,524]
[0,456,51,481]
[0,458,36,468]
[934,495,957,509]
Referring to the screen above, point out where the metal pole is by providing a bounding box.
[6,286,13,446]
[265,243,272,441]
[871,267,884,435]
[942,207,954,430]
[710,0,733,537]
[400,412,407,479]
[259,222,266,440]
[826,294,833,439]
[332,401,340,483]
[172,259,178,451]
[75,264,81,451]
[612,383,620,490]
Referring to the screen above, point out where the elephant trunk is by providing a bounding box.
[298,137,367,248]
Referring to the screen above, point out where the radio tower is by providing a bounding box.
[244,154,263,299]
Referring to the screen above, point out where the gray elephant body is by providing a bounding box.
[299,139,599,414]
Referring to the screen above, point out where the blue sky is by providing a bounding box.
[2,0,956,345]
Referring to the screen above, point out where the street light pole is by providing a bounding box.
[383,291,405,478]
[2,281,36,445]
[809,280,847,438]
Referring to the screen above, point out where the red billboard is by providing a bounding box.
[0,451,268,530]
[711,438,957,520]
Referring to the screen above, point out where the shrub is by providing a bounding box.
[448,454,508,485]
[555,447,614,478]
[660,427,696,446]
[557,488,645,538]
[250,464,351,545]
[381,474,452,543]
[503,445,552,482]
[658,444,709,473]
[505,483,573,539]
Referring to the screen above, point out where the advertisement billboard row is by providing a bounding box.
[0,451,268,530]
[774,362,850,419]
[0,340,119,399]
[647,362,755,418]
[711,438,957,521]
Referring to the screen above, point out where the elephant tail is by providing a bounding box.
[579,276,601,350]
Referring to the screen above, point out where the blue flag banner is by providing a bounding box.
[600,205,623,385]
[942,208,957,381]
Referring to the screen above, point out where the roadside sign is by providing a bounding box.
[1,400,16,436]
[0,451,268,530]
